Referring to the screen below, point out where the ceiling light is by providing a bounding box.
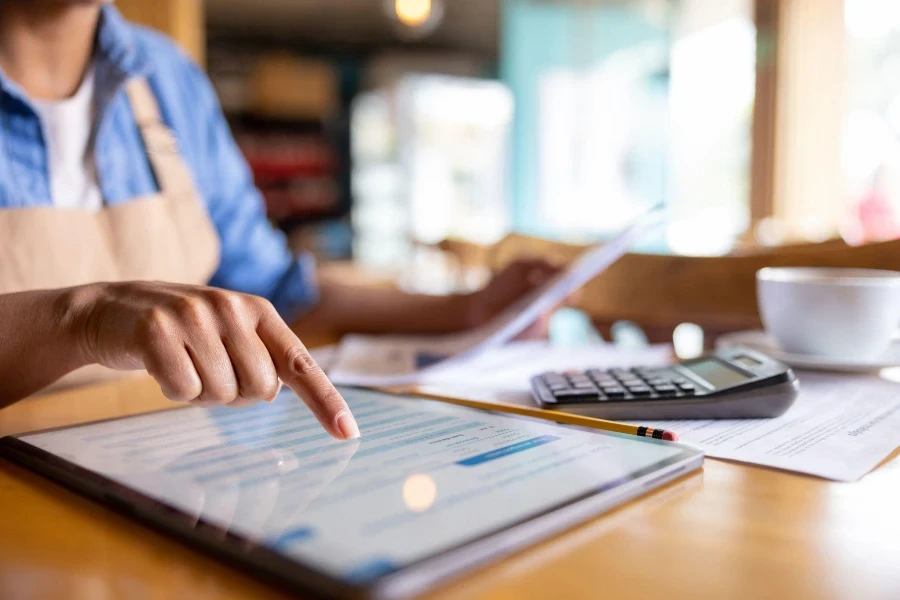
[385,0,444,39]
[396,0,432,27]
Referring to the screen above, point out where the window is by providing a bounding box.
[842,0,900,243]
[502,0,756,255]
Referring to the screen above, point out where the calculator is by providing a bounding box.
[530,347,799,420]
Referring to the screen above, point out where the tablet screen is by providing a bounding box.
[15,388,687,584]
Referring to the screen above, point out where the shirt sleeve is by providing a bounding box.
[186,63,319,323]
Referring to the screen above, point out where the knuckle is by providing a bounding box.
[285,345,317,377]
[250,295,277,318]
[173,296,209,328]
[208,289,245,322]
[136,308,171,344]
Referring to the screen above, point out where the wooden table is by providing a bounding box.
[1,377,898,600]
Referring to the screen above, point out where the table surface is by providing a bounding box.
[1,377,898,600]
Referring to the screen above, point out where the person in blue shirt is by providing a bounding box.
[0,1,557,440]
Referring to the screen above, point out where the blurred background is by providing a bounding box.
[120,0,900,292]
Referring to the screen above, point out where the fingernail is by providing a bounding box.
[335,410,360,440]
[266,381,283,403]
[189,399,216,408]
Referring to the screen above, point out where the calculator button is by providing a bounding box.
[652,385,678,397]
[646,378,666,386]
[677,383,696,396]
[541,376,569,389]
[627,386,651,396]
[586,369,608,379]
[602,388,626,399]
[572,382,597,390]
[553,390,602,402]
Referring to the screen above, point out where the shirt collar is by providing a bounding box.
[94,3,153,79]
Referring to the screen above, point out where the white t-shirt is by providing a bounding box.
[31,68,103,211]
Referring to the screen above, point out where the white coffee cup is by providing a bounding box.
[756,267,900,359]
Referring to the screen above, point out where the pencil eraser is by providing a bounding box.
[662,431,678,442]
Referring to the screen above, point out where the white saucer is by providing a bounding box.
[716,330,900,372]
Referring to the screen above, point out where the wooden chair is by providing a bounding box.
[440,234,900,345]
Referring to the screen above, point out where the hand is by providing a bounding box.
[464,259,563,337]
[68,281,359,440]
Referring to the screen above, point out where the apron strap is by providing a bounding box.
[125,78,196,198]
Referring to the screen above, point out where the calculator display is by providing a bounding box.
[683,359,750,389]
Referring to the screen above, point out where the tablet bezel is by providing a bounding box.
[0,388,703,599]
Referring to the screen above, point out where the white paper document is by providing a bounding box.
[329,213,662,387]
[634,372,900,482]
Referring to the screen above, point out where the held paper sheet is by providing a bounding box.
[634,372,900,482]
[328,213,662,387]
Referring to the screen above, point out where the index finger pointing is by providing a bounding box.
[257,314,359,441]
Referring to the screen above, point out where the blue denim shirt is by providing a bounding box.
[0,5,317,322]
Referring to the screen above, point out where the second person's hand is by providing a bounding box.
[68,281,359,440]
[463,259,565,338]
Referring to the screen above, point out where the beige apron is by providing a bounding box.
[0,78,221,389]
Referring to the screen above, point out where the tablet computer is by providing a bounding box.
[0,387,702,599]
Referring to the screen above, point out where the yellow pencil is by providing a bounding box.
[407,390,679,442]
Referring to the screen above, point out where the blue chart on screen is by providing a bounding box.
[456,435,561,466]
